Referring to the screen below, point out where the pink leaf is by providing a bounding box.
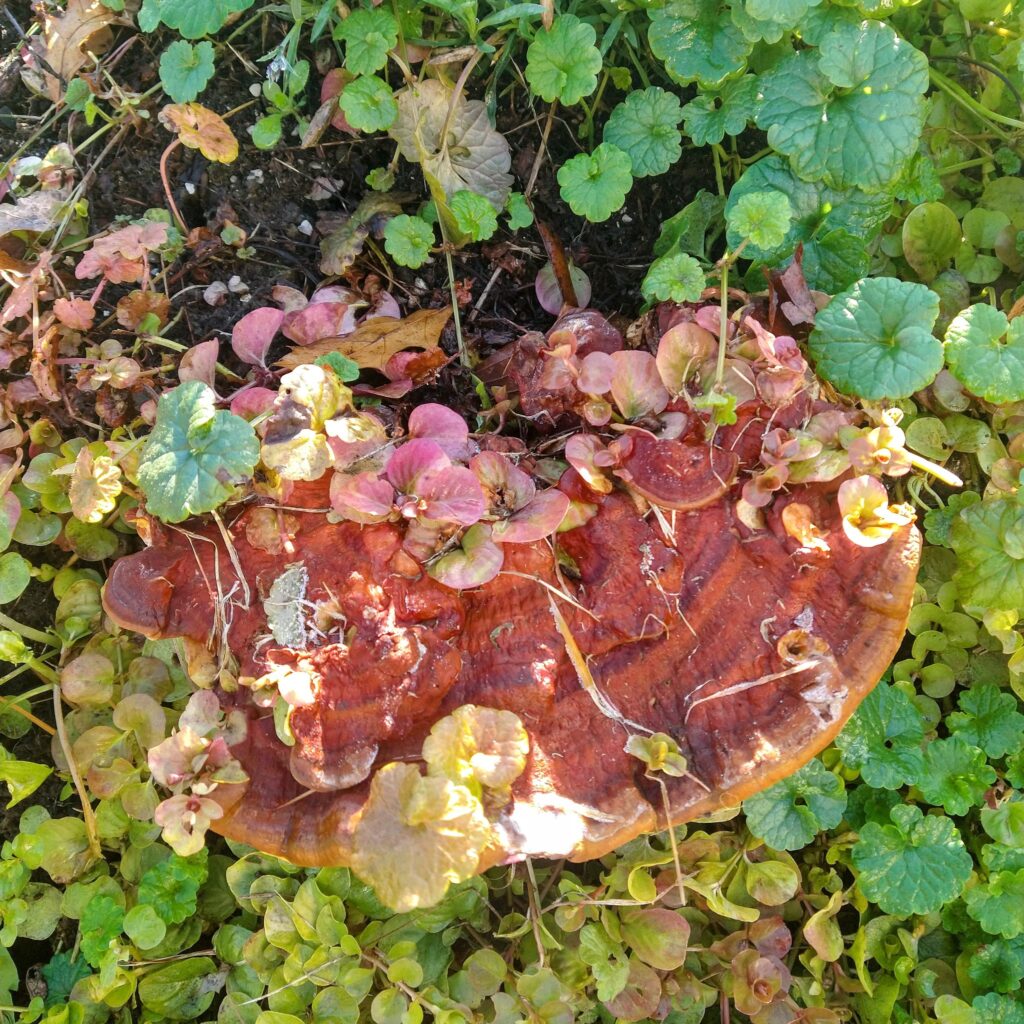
[609,350,670,420]
[578,351,616,395]
[282,301,356,345]
[656,323,716,395]
[179,339,219,388]
[407,404,470,459]
[330,471,395,523]
[310,285,359,306]
[419,465,487,525]
[230,387,278,420]
[564,434,614,493]
[271,285,309,314]
[178,690,223,736]
[535,261,592,315]
[366,291,401,320]
[321,68,357,134]
[471,451,534,511]
[428,524,504,590]
[232,307,284,367]
[53,297,96,331]
[492,488,570,544]
[1,492,20,537]
[386,439,451,493]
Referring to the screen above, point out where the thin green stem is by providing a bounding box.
[0,612,58,648]
[144,336,245,383]
[929,68,1020,138]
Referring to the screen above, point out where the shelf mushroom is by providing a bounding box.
[104,419,919,899]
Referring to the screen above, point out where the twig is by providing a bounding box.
[159,138,188,233]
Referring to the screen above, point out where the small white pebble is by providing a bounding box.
[203,281,229,306]
[620,213,633,224]
[297,219,313,236]
[246,169,264,184]
[184,182,196,195]
[249,83,262,97]
[228,275,249,295]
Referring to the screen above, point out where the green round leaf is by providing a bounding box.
[902,202,962,282]
[124,904,168,950]
[755,21,928,191]
[808,277,942,399]
[557,144,633,223]
[951,499,1024,612]
[159,40,215,103]
[525,14,601,105]
[334,8,399,76]
[505,192,534,231]
[640,253,706,304]
[0,552,31,605]
[965,870,1024,940]
[137,380,260,523]
[681,75,758,146]
[649,0,753,88]
[143,0,255,39]
[727,190,792,250]
[603,87,682,178]
[944,304,1024,404]
[835,682,925,790]
[340,75,398,133]
[851,804,972,916]
[744,758,847,851]
[383,215,434,268]
[948,683,1024,759]
[449,190,498,242]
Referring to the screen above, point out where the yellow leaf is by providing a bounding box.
[352,763,490,912]
[159,104,239,163]
[422,704,528,794]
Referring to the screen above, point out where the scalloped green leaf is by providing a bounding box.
[851,804,972,916]
[725,155,891,286]
[744,758,847,851]
[334,8,399,76]
[604,87,682,178]
[944,304,1024,405]
[525,14,601,105]
[917,736,996,816]
[681,75,758,146]
[137,381,259,523]
[951,499,1024,613]
[835,682,925,790]
[755,20,928,191]
[557,144,633,223]
[808,278,941,400]
[649,0,753,88]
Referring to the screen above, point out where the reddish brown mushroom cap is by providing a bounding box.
[104,434,919,871]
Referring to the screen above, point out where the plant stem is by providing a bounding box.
[52,683,102,861]
[0,611,58,648]
[159,138,188,234]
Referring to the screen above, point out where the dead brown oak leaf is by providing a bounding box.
[34,0,125,103]
[277,307,452,373]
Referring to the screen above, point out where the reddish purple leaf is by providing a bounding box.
[656,322,716,395]
[564,434,615,494]
[283,301,357,346]
[230,386,278,420]
[535,260,591,315]
[428,524,504,589]
[325,411,390,470]
[609,351,670,420]
[330,471,395,523]
[407,404,470,460]
[419,465,487,525]
[232,307,284,367]
[492,487,570,544]
[386,439,451,493]
[577,351,615,395]
[471,451,535,511]
[179,339,219,388]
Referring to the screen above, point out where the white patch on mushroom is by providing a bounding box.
[263,563,309,648]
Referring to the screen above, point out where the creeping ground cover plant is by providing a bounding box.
[1,0,1024,1021]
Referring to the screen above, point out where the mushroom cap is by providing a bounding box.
[104,442,919,869]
